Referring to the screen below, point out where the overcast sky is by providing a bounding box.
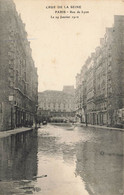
[14,0,124,92]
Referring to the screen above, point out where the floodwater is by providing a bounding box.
[0,124,124,195]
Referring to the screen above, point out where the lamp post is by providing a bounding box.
[83,105,88,127]
[9,95,14,130]
[35,104,38,128]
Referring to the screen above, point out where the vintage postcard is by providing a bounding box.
[0,0,124,194]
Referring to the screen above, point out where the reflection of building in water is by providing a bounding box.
[38,135,60,156]
[75,131,124,195]
[0,130,38,180]
[38,134,75,164]
[62,145,75,164]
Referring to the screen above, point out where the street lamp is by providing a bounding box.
[83,105,88,126]
[34,104,38,128]
[9,95,14,129]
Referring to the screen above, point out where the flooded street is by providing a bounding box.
[0,124,124,195]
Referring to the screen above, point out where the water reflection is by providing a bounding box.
[0,125,124,195]
[37,127,89,195]
[38,131,76,164]
[75,129,124,195]
[0,130,38,181]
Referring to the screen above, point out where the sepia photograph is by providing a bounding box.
[0,0,124,194]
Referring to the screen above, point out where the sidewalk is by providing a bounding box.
[77,123,124,132]
[0,127,34,139]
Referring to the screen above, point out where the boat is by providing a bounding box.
[66,123,75,130]
[42,121,47,125]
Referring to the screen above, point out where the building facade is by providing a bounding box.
[38,86,76,123]
[75,15,124,127]
[0,0,38,131]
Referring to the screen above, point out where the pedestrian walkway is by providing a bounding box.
[78,123,124,132]
[0,127,34,139]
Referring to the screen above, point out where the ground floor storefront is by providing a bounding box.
[0,102,37,131]
[87,111,107,125]
[86,108,124,128]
